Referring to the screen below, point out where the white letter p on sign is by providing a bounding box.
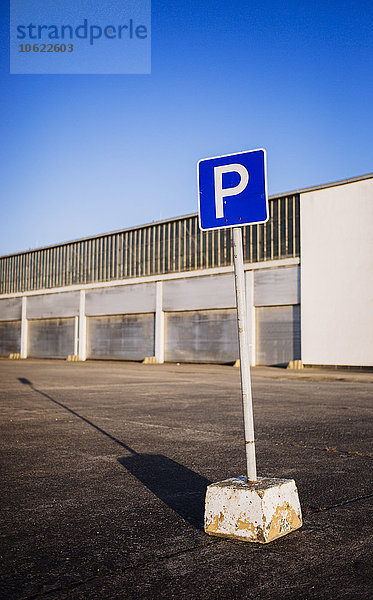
[214,164,249,219]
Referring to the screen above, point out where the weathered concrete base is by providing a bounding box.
[142,356,159,364]
[66,354,80,362]
[204,476,302,543]
[287,360,304,369]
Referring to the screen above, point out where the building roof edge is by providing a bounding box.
[1,172,372,259]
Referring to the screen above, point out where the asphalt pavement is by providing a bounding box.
[1,359,372,599]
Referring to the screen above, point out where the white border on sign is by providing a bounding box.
[197,148,269,231]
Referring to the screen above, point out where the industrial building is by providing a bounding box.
[0,173,372,367]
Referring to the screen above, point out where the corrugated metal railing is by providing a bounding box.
[0,194,299,294]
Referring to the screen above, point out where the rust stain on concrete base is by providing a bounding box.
[266,502,302,542]
[205,511,225,534]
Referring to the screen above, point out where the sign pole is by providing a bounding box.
[232,226,257,482]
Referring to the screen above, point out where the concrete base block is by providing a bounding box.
[142,356,159,364]
[66,354,80,362]
[204,476,302,543]
[287,360,304,369]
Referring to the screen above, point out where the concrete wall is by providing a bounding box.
[163,274,236,311]
[0,298,22,321]
[27,292,80,319]
[300,178,373,366]
[86,283,156,316]
[254,267,299,306]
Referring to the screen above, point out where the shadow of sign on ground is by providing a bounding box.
[118,454,210,530]
[18,376,211,532]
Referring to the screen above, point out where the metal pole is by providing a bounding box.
[232,227,257,482]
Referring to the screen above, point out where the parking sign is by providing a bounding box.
[198,148,268,230]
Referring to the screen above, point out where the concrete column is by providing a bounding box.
[20,296,28,358]
[245,270,256,366]
[78,290,87,361]
[73,316,79,356]
[155,281,165,363]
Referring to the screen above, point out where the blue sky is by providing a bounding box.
[1,1,372,255]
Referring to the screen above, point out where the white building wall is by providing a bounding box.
[300,178,373,366]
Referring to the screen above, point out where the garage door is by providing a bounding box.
[28,318,75,359]
[87,314,155,360]
[0,320,21,356]
[256,305,300,366]
[165,309,239,363]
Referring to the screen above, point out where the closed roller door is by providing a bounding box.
[87,314,155,360]
[28,318,74,359]
[165,309,239,363]
[256,305,300,366]
[0,321,21,356]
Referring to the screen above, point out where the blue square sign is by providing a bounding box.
[198,149,268,230]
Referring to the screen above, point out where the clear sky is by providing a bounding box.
[1,1,372,256]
